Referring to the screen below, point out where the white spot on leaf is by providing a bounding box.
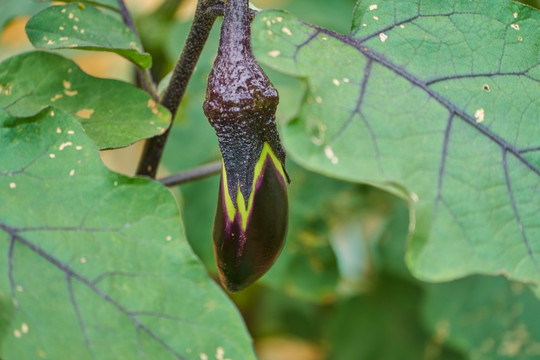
[511,23,520,30]
[332,78,340,86]
[216,347,226,360]
[410,192,419,202]
[513,12,518,18]
[373,15,379,20]
[166,235,172,241]
[276,16,283,22]
[21,323,28,334]
[268,50,280,57]
[281,27,292,36]
[80,257,87,263]
[9,182,16,189]
[69,169,75,176]
[315,96,323,104]
[199,353,208,360]
[324,145,339,164]
[475,108,485,123]
[369,4,378,10]
[49,153,56,159]
[76,146,83,150]
[343,78,350,83]
[67,130,75,135]
[379,32,388,42]
[13,330,21,338]
[56,127,62,134]
[59,142,73,151]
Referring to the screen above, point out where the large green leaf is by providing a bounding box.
[373,194,540,359]
[0,51,170,149]
[26,3,151,68]
[252,0,540,285]
[0,108,256,359]
[423,276,540,359]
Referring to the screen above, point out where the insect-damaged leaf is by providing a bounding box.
[26,3,151,69]
[0,51,169,149]
[252,0,540,285]
[0,108,256,360]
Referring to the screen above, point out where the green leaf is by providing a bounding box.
[0,108,256,360]
[252,1,540,285]
[0,51,169,149]
[52,0,121,11]
[423,276,540,360]
[26,3,151,68]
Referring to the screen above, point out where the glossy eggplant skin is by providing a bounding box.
[203,0,289,291]
[213,145,288,292]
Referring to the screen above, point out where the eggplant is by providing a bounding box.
[203,0,289,292]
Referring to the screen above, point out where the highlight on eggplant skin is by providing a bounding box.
[213,143,288,292]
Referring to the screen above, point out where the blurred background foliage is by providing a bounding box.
[1,0,539,359]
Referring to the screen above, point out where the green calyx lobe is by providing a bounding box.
[203,0,289,291]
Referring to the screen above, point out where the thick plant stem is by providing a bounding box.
[136,0,221,178]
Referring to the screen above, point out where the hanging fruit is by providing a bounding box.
[203,0,289,292]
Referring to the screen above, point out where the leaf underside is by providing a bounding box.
[0,108,256,360]
[252,0,540,285]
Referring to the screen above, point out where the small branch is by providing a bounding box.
[158,161,222,187]
[117,0,158,98]
[136,0,222,178]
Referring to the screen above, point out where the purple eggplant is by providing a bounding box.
[203,0,289,292]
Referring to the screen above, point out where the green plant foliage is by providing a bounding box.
[26,3,151,68]
[327,276,464,360]
[252,0,540,286]
[0,51,169,149]
[373,200,540,359]
[0,108,256,360]
[423,276,540,359]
